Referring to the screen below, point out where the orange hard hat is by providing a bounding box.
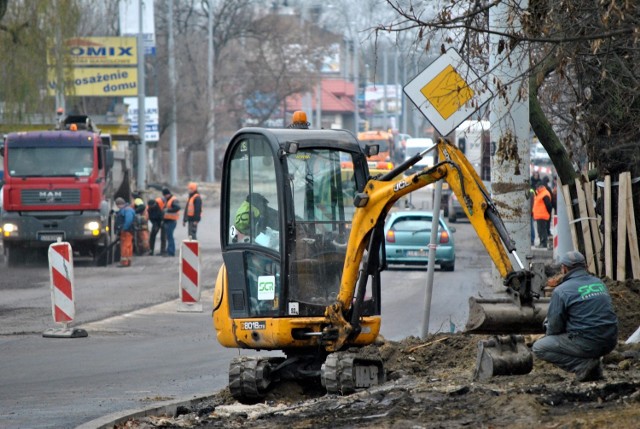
[188,182,198,192]
[69,123,78,131]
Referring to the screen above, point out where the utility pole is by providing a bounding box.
[383,50,388,130]
[206,0,216,182]
[489,0,531,287]
[137,0,147,189]
[167,0,178,186]
[54,19,65,116]
[353,34,360,135]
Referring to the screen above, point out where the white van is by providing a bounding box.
[403,138,435,175]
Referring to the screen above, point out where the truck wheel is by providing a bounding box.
[94,236,112,267]
[441,261,455,272]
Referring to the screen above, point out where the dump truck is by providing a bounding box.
[0,115,135,266]
[212,114,548,402]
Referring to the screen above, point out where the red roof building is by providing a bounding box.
[285,78,356,131]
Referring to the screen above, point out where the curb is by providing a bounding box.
[75,393,217,429]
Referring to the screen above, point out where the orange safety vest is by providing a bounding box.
[156,196,165,210]
[163,195,180,220]
[532,186,551,220]
[187,193,200,217]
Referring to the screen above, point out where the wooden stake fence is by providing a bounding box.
[560,171,639,281]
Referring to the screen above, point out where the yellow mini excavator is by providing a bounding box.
[213,114,548,402]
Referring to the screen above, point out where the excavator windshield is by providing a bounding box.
[287,148,357,310]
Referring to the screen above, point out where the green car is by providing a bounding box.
[383,211,456,271]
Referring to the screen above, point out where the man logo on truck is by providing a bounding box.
[40,191,62,203]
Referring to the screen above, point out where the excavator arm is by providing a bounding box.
[323,138,541,351]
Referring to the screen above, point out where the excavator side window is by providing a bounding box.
[226,137,280,250]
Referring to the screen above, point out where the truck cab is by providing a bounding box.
[0,116,119,265]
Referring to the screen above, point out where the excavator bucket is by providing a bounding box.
[466,263,550,335]
[473,335,533,380]
[466,296,549,335]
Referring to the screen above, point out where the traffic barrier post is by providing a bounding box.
[43,240,88,338]
[178,239,203,312]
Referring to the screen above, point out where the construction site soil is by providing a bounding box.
[119,279,640,429]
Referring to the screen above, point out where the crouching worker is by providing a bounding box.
[115,197,135,267]
[532,251,618,382]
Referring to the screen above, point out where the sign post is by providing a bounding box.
[404,48,491,338]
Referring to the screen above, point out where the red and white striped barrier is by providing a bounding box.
[178,239,203,312]
[43,241,87,338]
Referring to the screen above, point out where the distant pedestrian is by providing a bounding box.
[533,181,552,248]
[114,197,135,267]
[161,188,181,257]
[147,197,165,256]
[183,182,202,240]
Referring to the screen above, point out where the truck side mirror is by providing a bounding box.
[105,149,114,170]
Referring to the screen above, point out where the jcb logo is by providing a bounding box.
[393,181,410,192]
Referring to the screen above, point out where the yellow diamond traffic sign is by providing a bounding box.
[404,48,491,136]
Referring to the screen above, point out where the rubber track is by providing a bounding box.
[229,356,266,401]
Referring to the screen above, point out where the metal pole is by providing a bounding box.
[206,0,215,182]
[421,180,443,338]
[383,50,388,130]
[353,34,360,135]
[316,81,322,128]
[401,58,407,135]
[393,51,399,132]
[137,0,147,189]
[167,0,178,186]
[54,19,65,116]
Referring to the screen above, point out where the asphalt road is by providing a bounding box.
[0,191,497,428]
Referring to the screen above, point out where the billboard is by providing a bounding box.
[47,68,138,97]
[124,97,159,142]
[50,37,138,66]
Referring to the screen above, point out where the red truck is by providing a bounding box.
[0,115,132,266]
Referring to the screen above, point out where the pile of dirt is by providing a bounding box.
[607,278,640,340]
[118,279,640,429]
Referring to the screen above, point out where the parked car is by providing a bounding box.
[383,210,456,271]
[446,180,490,223]
[447,192,466,223]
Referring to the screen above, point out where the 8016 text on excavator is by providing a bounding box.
[212,112,548,403]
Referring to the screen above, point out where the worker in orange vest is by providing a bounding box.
[147,196,166,256]
[533,181,553,248]
[161,188,181,257]
[183,182,203,240]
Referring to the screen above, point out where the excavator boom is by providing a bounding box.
[324,138,546,352]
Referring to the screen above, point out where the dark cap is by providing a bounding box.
[559,251,586,268]
[162,187,171,196]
